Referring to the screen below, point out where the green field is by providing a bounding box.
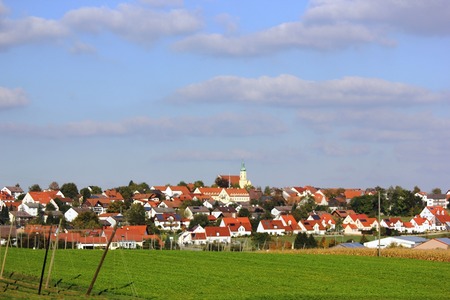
[0,248,449,299]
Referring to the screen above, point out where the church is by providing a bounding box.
[217,162,252,189]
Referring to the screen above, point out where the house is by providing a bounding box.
[276,215,301,234]
[364,236,427,249]
[344,189,363,203]
[256,220,285,235]
[64,207,92,222]
[271,206,292,218]
[151,185,191,200]
[184,206,210,220]
[178,225,208,246]
[1,186,24,199]
[212,206,237,219]
[154,213,182,231]
[102,189,125,201]
[17,202,41,217]
[419,206,450,231]
[193,187,223,201]
[104,225,149,249]
[83,198,111,215]
[343,213,379,232]
[98,212,123,228]
[216,188,250,204]
[416,193,449,207]
[414,238,450,250]
[380,218,404,232]
[342,223,360,235]
[149,207,175,219]
[332,209,356,219]
[313,190,328,206]
[298,220,327,235]
[22,191,63,209]
[9,210,34,226]
[204,226,232,243]
[219,217,252,236]
[307,212,336,231]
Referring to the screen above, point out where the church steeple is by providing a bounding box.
[239,161,250,188]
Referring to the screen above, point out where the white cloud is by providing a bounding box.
[173,21,387,56]
[304,0,450,36]
[169,75,447,107]
[0,87,28,109]
[0,2,201,51]
[174,0,449,56]
[62,4,202,46]
[0,15,68,50]
[0,113,286,138]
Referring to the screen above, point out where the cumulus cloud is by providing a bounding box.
[69,41,97,55]
[174,0,449,56]
[0,15,68,51]
[297,108,450,143]
[139,0,184,8]
[304,0,450,36]
[173,21,387,56]
[0,2,201,51]
[0,87,29,109]
[169,75,447,107]
[62,4,202,46]
[0,112,286,138]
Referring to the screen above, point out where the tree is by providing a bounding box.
[107,201,127,213]
[29,184,42,192]
[125,203,146,225]
[238,207,250,218]
[194,180,204,189]
[80,188,92,200]
[188,214,210,230]
[60,182,79,199]
[264,186,271,195]
[0,206,9,224]
[306,234,317,248]
[214,177,229,188]
[48,181,60,190]
[251,232,271,249]
[72,211,101,229]
[294,232,308,249]
[431,188,442,194]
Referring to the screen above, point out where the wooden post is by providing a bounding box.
[0,216,15,279]
[38,225,53,295]
[45,218,62,288]
[86,226,118,296]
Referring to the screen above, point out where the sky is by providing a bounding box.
[1,0,449,193]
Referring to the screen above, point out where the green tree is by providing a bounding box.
[264,186,271,195]
[188,214,210,230]
[29,184,42,192]
[307,234,317,248]
[251,232,271,249]
[72,210,101,229]
[107,201,127,213]
[431,187,442,194]
[60,182,79,199]
[80,188,92,200]
[125,203,146,225]
[238,207,250,217]
[215,177,229,188]
[194,180,204,189]
[294,232,308,249]
[0,206,9,224]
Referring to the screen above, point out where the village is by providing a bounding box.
[0,164,449,251]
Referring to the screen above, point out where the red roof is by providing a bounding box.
[205,226,231,237]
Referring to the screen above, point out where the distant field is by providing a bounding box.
[1,248,449,299]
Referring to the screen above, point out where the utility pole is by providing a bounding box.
[378,191,381,257]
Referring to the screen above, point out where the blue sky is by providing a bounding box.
[1,0,449,192]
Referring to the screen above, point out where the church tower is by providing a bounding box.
[239,162,251,188]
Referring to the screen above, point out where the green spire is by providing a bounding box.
[241,161,246,171]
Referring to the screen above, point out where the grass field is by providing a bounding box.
[0,248,449,299]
